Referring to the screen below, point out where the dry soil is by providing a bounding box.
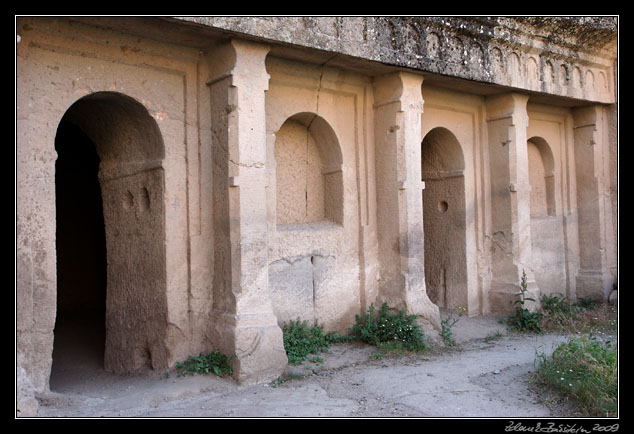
[32,312,608,419]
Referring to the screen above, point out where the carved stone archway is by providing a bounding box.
[53,92,169,378]
[421,127,468,310]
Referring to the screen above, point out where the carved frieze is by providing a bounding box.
[175,16,617,104]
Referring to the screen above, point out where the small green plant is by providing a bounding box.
[540,293,619,336]
[269,371,310,388]
[308,355,324,364]
[483,330,504,343]
[574,297,596,310]
[505,270,543,333]
[175,350,233,377]
[541,294,577,316]
[536,336,617,417]
[350,303,427,352]
[282,319,340,365]
[541,294,595,317]
[441,306,466,347]
[540,294,597,332]
[370,352,384,360]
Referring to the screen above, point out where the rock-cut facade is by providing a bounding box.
[15,16,618,414]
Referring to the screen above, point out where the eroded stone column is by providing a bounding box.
[572,105,615,301]
[373,72,441,332]
[485,93,540,314]
[205,39,287,384]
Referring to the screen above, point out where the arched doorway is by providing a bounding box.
[51,120,107,390]
[421,127,468,309]
[51,92,169,388]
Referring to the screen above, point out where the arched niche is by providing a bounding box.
[53,91,169,379]
[527,136,556,217]
[421,127,468,309]
[269,112,345,325]
[526,135,566,298]
[274,112,343,226]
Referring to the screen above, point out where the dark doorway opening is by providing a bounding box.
[51,120,107,391]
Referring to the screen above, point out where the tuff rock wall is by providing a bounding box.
[16,16,617,416]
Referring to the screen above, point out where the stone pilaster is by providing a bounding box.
[206,39,287,384]
[373,72,441,332]
[485,93,540,314]
[572,105,616,301]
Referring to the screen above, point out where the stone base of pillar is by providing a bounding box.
[488,279,541,316]
[209,311,288,385]
[405,287,442,332]
[376,291,442,345]
[576,270,614,302]
[376,278,442,333]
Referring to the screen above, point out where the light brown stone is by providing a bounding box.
[15,16,617,396]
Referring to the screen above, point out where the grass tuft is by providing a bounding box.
[536,335,617,417]
[350,303,427,353]
[175,350,233,378]
[281,319,345,365]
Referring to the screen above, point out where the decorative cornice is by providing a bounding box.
[174,16,617,104]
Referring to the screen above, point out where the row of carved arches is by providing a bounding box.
[51,89,559,388]
[420,126,558,311]
[491,48,609,92]
[272,116,560,315]
[51,91,344,389]
[420,29,608,93]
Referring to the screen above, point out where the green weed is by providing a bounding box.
[505,270,544,333]
[541,294,596,332]
[441,306,467,347]
[541,293,594,316]
[483,331,504,343]
[536,336,617,417]
[370,352,384,360]
[175,350,233,377]
[282,319,342,365]
[269,371,310,387]
[350,303,427,352]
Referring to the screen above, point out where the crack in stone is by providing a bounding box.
[228,159,264,169]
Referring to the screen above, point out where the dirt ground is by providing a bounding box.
[30,312,610,419]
